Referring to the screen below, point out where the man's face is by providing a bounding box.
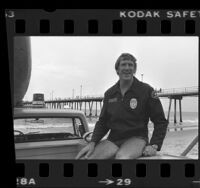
[117,60,136,81]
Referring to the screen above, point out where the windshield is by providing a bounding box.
[14,117,85,142]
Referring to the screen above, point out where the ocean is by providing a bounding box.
[14,111,198,159]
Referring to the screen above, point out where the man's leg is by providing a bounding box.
[115,137,146,159]
[87,140,119,159]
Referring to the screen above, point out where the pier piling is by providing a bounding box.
[174,99,177,130]
[167,98,172,122]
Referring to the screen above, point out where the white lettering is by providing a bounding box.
[146,11,152,17]
[174,11,182,18]
[154,11,160,17]
[128,11,136,18]
[120,11,126,18]
[21,178,27,185]
[190,11,196,18]
[124,179,131,185]
[16,178,36,186]
[182,11,189,17]
[119,10,161,18]
[120,10,200,19]
[29,178,36,185]
[117,179,123,186]
[116,178,132,186]
[166,11,173,18]
[138,11,145,18]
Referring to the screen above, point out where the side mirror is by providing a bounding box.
[83,131,93,143]
[78,124,85,137]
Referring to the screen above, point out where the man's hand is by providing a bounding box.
[142,145,157,157]
[75,142,95,159]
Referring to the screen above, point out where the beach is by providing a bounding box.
[158,129,198,159]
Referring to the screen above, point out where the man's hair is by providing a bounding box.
[115,53,137,73]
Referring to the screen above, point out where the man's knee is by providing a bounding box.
[114,137,146,159]
[88,140,119,159]
[115,152,132,159]
[115,150,143,159]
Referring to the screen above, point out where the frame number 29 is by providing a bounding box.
[116,178,132,186]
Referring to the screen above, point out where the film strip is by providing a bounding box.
[4,9,200,188]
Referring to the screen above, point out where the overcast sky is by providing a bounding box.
[23,37,198,112]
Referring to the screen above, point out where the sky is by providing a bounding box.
[23,36,199,112]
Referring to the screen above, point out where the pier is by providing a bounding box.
[23,86,198,123]
[45,97,103,117]
[156,86,198,124]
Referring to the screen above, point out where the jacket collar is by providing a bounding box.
[111,76,141,95]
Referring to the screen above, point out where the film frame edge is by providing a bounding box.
[5,9,200,188]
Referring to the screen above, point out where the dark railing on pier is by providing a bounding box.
[157,86,198,97]
[23,86,199,124]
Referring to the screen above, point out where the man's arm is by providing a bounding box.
[147,88,169,151]
[90,93,110,144]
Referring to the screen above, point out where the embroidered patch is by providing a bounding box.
[108,97,118,103]
[151,90,159,99]
[130,98,137,109]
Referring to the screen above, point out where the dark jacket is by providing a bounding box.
[91,77,168,151]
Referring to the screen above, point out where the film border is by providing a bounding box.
[5,9,200,188]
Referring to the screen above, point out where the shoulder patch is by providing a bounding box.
[151,90,159,99]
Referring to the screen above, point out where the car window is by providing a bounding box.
[14,117,85,142]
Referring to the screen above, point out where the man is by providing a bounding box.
[76,53,168,159]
